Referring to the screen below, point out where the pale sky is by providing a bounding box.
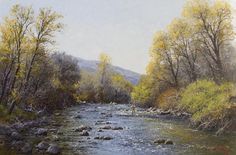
[0,0,235,74]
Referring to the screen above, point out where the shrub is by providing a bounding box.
[180,80,235,132]
[157,88,179,110]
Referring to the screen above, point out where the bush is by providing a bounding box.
[157,88,179,110]
[180,80,235,132]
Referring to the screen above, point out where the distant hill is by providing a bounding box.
[77,58,141,85]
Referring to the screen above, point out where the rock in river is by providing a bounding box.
[11,132,23,140]
[99,125,112,130]
[35,128,48,136]
[154,139,166,144]
[112,127,123,130]
[165,139,174,145]
[21,143,32,153]
[46,144,61,155]
[75,125,92,132]
[79,131,89,136]
[36,141,49,150]
[94,136,113,140]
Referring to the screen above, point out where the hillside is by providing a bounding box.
[77,58,141,84]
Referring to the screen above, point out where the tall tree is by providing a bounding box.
[183,0,235,82]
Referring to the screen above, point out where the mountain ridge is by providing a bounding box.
[77,57,141,85]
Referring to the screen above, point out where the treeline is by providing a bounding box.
[132,0,236,133]
[0,5,80,120]
[77,53,133,104]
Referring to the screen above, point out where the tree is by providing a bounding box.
[168,18,199,83]
[150,31,181,88]
[96,53,112,102]
[183,0,235,82]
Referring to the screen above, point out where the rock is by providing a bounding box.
[0,125,12,135]
[100,125,112,130]
[75,125,92,132]
[52,135,59,141]
[36,141,49,150]
[165,139,174,145]
[49,129,57,133]
[35,128,48,136]
[105,114,112,117]
[11,132,23,140]
[154,139,166,144]
[37,110,46,117]
[46,144,61,155]
[21,143,32,153]
[94,136,113,140]
[112,127,123,130]
[103,136,113,140]
[160,111,171,115]
[98,129,103,132]
[54,113,61,116]
[79,131,89,136]
[11,140,24,150]
[74,115,81,119]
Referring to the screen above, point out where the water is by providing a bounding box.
[52,104,236,155]
[0,103,235,155]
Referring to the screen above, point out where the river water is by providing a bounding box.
[0,103,235,155]
[51,103,236,155]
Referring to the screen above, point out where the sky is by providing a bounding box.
[0,0,236,74]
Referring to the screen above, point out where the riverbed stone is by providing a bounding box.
[0,125,12,135]
[35,128,48,136]
[36,141,49,150]
[11,131,23,140]
[11,140,25,150]
[79,131,89,136]
[165,139,174,145]
[46,144,61,155]
[74,115,82,119]
[75,125,92,132]
[99,125,112,130]
[154,139,166,144]
[94,136,113,140]
[112,127,123,130]
[21,143,32,153]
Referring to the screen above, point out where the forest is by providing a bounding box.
[0,0,236,155]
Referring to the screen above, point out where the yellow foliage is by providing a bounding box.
[157,88,179,110]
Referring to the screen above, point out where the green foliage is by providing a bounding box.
[180,80,235,130]
[131,76,152,107]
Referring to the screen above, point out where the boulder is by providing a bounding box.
[154,139,166,144]
[36,141,49,150]
[160,111,171,115]
[97,129,103,132]
[11,132,23,140]
[74,115,81,119]
[165,139,174,145]
[0,125,12,135]
[99,125,112,130]
[21,143,32,153]
[35,128,48,136]
[75,125,92,132]
[46,144,61,155]
[11,140,24,150]
[94,136,113,140]
[79,131,89,136]
[112,127,123,130]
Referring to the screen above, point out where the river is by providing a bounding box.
[51,103,236,155]
[0,103,235,155]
